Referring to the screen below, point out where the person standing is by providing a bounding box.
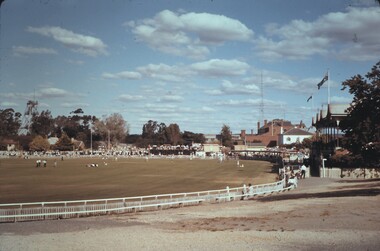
[301,164,307,179]
[248,183,254,197]
[241,184,247,200]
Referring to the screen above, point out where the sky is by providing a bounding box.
[1,0,379,135]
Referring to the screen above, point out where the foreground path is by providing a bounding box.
[1,178,380,251]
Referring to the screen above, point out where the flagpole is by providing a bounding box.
[327,69,330,105]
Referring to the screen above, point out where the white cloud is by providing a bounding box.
[191,59,250,77]
[159,94,184,103]
[12,46,57,56]
[127,10,253,59]
[61,102,89,108]
[27,26,108,57]
[205,80,260,96]
[137,63,190,82]
[0,92,36,101]
[102,71,142,80]
[255,7,380,61]
[204,89,224,95]
[39,88,69,98]
[144,103,178,113]
[0,101,19,107]
[117,94,144,102]
[201,106,216,112]
[215,98,283,107]
[180,11,253,43]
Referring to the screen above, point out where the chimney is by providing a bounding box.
[251,129,253,135]
[241,130,246,138]
[257,122,260,134]
[264,119,267,126]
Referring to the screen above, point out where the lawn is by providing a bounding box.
[0,156,277,204]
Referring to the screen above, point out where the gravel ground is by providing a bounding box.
[1,177,380,251]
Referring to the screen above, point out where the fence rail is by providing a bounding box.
[0,179,289,223]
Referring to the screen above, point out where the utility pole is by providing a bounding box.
[90,129,93,156]
[108,129,110,152]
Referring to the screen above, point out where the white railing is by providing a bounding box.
[0,179,289,223]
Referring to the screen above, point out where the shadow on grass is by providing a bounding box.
[255,188,380,202]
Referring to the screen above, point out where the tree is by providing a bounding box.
[220,124,233,148]
[94,113,128,147]
[301,137,313,149]
[0,108,21,137]
[54,113,98,148]
[340,61,380,166]
[29,135,50,151]
[141,120,162,146]
[182,131,206,145]
[53,132,73,151]
[30,110,54,137]
[142,120,158,141]
[166,123,182,145]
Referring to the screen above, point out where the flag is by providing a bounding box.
[317,73,328,90]
[307,95,312,102]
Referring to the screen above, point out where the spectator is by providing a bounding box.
[248,183,254,197]
[301,164,307,179]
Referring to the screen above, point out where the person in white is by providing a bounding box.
[301,164,307,179]
[241,184,247,200]
[248,183,254,197]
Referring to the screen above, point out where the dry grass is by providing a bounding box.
[0,156,277,204]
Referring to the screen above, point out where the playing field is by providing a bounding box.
[0,156,277,204]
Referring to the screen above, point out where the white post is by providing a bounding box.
[322,158,327,178]
[226,186,230,201]
[90,130,93,156]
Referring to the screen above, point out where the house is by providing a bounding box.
[47,137,59,145]
[71,139,85,151]
[203,143,221,153]
[278,127,314,145]
[204,134,220,144]
[240,119,305,147]
[234,142,266,151]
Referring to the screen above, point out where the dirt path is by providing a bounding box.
[1,178,380,251]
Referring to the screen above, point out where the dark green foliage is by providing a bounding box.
[0,108,21,137]
[340,61,380,166]
[220,124,233,148]
[30,110,54,137]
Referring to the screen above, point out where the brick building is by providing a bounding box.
[240,119,306,147]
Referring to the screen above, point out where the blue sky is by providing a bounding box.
[1,0,379,134]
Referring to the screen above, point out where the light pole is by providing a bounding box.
[108,129,110,152]
[90,129,93,156]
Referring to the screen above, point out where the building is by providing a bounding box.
[203,143,221,153]
[312,103,349,152]
[309,103,349,177]
[240,119,305,147]
[278,127,314,145]
[204,134,220,144]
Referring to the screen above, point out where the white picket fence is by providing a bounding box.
[0,179,289,223]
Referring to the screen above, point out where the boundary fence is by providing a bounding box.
[0,179,291,223]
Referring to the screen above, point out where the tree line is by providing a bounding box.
[0,108,212,151]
